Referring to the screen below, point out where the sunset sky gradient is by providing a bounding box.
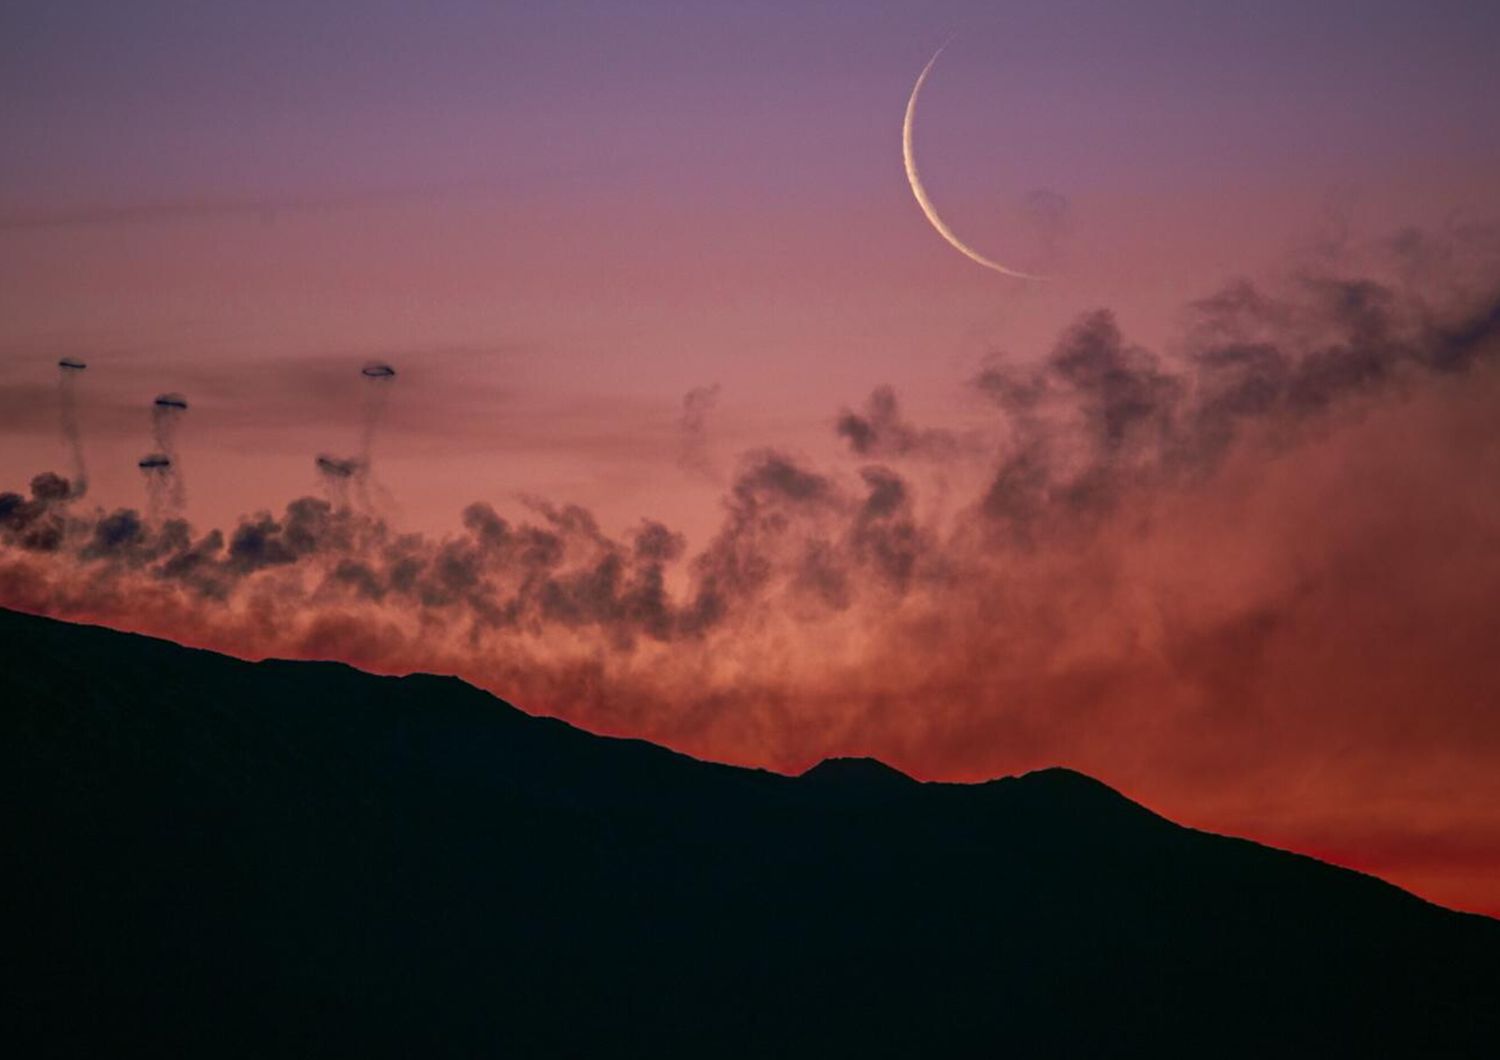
[3,1,1499,914]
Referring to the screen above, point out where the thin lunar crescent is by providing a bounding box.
[903,46,1043,280]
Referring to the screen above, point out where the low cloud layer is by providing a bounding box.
[4,232,1500,914]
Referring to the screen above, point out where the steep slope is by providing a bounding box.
[3,608,1496,1058]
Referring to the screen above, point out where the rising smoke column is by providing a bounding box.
[359,362,396,465]
[314,454,361,508]
[143,393,188,516]
[317,363,397,510]
[56,358,88,499]
[136,453,176,521]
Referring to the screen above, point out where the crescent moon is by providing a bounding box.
[903,45,1043,281]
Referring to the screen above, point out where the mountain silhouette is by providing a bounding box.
[3,608,1496,1057]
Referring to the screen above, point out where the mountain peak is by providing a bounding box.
[798,756,915,785]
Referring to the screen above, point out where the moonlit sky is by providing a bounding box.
[3,1,1500,914]
[4,0,1496,537]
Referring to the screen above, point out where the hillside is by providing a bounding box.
[3,608,1497,1057]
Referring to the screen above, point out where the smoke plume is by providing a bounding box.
[56,359,88,499]
[360,362,397,466]
[144,394,189,515]
[310,364,400,511]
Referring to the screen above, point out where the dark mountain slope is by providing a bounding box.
[2,608,1496,1057]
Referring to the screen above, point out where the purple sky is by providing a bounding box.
[3,1,1497,538]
